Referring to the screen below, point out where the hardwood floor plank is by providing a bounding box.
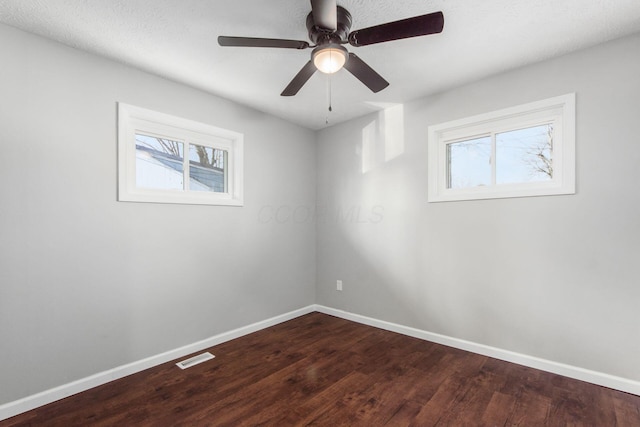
[383,400,424,426]
[411,374,474,426]
[284,371,372,426]
[2,312,639,426]
[432,368,508,425]
[613,393,640,426]
[481,391,517,426]
[505,389,552,426]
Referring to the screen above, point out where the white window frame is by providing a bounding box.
[427,93,575,202]
[118,103,243,206]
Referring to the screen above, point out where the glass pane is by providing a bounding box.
[189,144,227,193]
[447,136,492,189]
[135,134,184,190]
[496,124,553,184]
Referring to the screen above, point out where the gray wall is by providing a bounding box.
[0,23,316,404]
[316,33,640,382]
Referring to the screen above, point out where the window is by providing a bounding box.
[428,93,575,202]
[118,103,243,206]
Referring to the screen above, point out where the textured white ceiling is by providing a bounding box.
[1,0,640,129]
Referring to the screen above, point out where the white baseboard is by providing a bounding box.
[314,305,640,396]
[0,305,316,422]
[3,304,638,421]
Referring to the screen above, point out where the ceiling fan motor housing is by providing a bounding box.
[306,6,352,45]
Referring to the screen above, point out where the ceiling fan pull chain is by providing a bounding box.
[326,74,333,124]
[329,73,333,112]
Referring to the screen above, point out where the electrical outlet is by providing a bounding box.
[336,280,343,291]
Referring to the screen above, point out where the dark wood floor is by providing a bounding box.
[3,312,640,426]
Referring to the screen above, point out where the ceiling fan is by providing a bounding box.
[218,0,444,96]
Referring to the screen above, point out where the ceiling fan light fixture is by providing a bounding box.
[312,44,348,74]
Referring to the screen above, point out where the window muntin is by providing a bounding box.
[118,103,243,206]
[428,94,575,202]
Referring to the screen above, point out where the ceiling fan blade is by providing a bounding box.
[218,36,309,49]
[310,0,337,31]
[281,61,317,96]
[348,11,444,47]
[343,53,389,93]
